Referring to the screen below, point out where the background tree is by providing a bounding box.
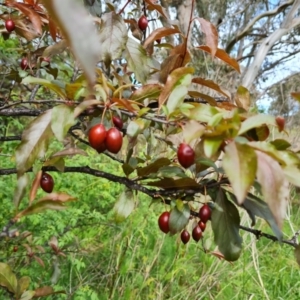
[1,0,300,299]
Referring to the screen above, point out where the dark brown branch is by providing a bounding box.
[239,225,297,247]
[0,108,42,117]
[0,166,202,198]
[1,167,298,248]
[0,135,21,142]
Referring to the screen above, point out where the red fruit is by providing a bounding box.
[5,19,15,32]
[156,38,161,44]
[40,173,54,193]
[199,204,211,223]
[13,246,18,252]
[192,225,202,242]
[177,143,195,168]
[88,124,107,151]
[158,211,170,234]
[275,116,285,132]
[138,15,148,31]
[20,58,28,70]
[181,230,190,244]
[105,127,123,154]
[96,142,106,153]
[198,221,206,232]
[112,116,123,130]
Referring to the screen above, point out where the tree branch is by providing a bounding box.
[226,0,294,53]
[1,166,298,248]
[242,1,300,88]
[0,166,205,197]
[0,136,21,142]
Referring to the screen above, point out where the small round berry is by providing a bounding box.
[158,211,170,234]
[40,173,54,193]
[20,58,28,70]
[199,204,211,223]
[181,230,190,244]
[192,225,202,242]
[138,15,148,31]
[5,19,15,32]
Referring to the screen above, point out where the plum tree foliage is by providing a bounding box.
[1,0,300,297]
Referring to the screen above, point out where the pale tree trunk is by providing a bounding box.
[177,0,193,36]
[242,0,300,89]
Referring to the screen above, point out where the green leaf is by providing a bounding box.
[0,263,18,294]
[17,276,31,299]
[223,142,257,204]
[137,158,171,177]
[270,139,291,150]
[203,138,223,158]
[130,84,162,102]
[166,73,191,114]
[157,166,187,178]
[182,120,205,144]
[125,38,154,83]
[238,114,277,135]
[44,157,65,172]
[51,105,76,142]
[256,151,289,229]
[65,83,83,100]
[122,163,135,177]
[21,76,66,99]
[113,190,135,223]
[235,86,250,110]
[248,141,299,166]
[14,200,67,220]
[169,201,190,234]
[167,84,188,115]
[42,0,101,85]
[228,192,282,241]
[184,103,219,123]
[196,157,219,173]
[16,110,53,175]
[211,189,242,261]
[98,12,128,64]
[159,67,194,108]
[208,112,223,127]
[126,119,148,138]
[21,290,35,300]
[283,165,300,186]
[13,174,29,208]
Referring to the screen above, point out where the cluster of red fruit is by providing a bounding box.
[40,172,54,193]
[158,204,212,244]
[4,19,30,70]
[88,116,123,154]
